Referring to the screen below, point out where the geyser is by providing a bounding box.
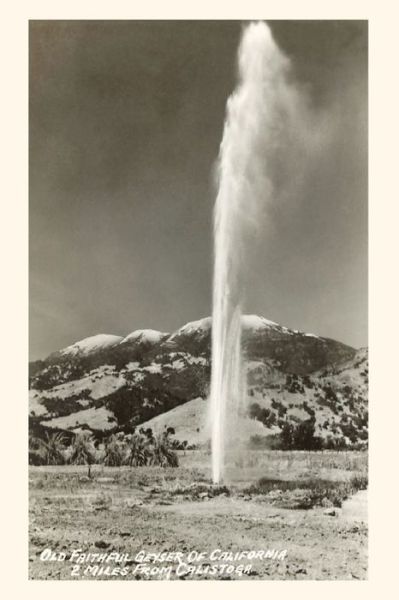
[210,21,298,484]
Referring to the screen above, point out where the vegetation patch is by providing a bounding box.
[245,474,368,509]
[29,428,179,470]
[169,482,230,500]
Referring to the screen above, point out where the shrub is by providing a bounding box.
[280,418,323,450]
[246,474,368,509]
[139,427,154,440]
[249,434,280,450]
[170,482,229,498]
[249,402,277,427]
[170,438,189,450]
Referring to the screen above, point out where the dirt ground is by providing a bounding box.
[29,451,368,580]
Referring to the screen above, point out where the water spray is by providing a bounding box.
[210,21,295,483]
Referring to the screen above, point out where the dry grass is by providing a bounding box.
[29,450,368,580]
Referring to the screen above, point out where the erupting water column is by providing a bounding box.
[210,22,286,484]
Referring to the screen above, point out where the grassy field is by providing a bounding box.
[29,450,368,580]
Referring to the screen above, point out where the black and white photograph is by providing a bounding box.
[28,19,368,580]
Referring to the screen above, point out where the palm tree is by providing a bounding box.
[125,433,150,466]
[69,432,96,476]
[35,431,67,465]
[149,432,179,467]
[103,434,126,466]
[29,433,44,465]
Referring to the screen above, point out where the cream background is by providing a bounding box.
[0,0,397,598]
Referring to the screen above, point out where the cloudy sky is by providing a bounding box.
[29,20,367,360]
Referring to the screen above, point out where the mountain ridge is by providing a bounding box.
[37,314,350,362]
[29,315,367,450]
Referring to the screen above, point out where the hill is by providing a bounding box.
[29,316,367,449]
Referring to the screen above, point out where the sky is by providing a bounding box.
[29,20,368,360]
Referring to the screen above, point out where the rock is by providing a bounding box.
[268,489,283,499]
[94,540,110,549]
[199,492,209,499]
[324,508,338,516]
[97,477,115,483]
[126,499,143,508]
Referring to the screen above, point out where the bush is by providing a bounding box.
[246,474,368,509]
[170,482,229,499]
[249,402,276,427]
[280,418,323,450]
[249,434,280,450]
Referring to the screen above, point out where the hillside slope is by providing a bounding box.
[29,316,366,448]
